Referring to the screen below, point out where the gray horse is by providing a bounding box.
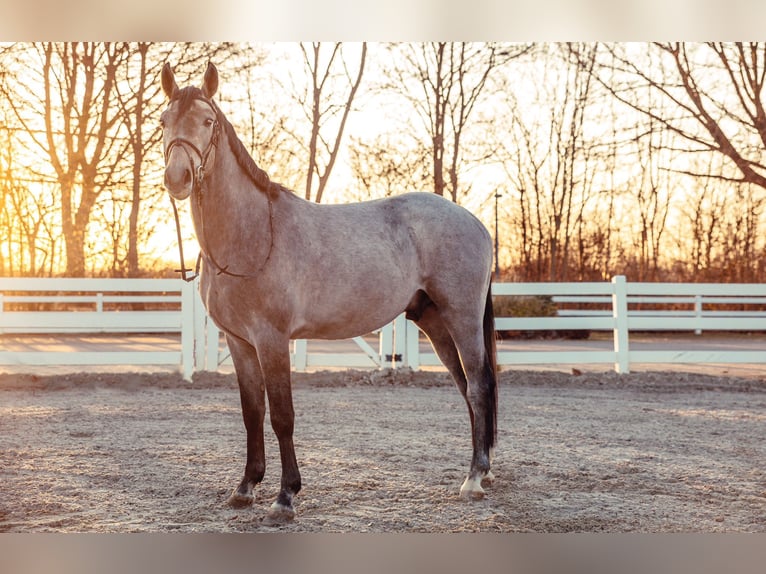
[160,62,498,523]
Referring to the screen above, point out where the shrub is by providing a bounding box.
[492,295,590,340]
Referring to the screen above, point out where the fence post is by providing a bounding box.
[180,280,195,381]
[405,319,421,370]
[379,321,394,369]
[694,294,703,335]
[293,339,308,372]
[393,313,407,369]
[612,275,630,374]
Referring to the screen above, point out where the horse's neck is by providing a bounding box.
[192,142,274,268]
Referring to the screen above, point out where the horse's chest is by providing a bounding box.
[199,276,266,334]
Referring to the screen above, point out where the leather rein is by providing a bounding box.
[166,95,274,282]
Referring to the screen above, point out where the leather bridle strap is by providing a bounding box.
[169,195,201,282]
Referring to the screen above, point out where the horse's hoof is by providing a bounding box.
[227,491,254,509]
[460,488,486,501]
[263,502,295,526]
[481,470,496,486]
[460,476,486,501]
[263,501,295,526]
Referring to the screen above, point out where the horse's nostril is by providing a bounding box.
[184,170,192,187]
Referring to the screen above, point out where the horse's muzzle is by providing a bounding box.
[163,147,194,200]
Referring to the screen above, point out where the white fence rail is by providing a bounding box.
[0,278,199,377]
[489,276,766,373]
[2,276,765,378]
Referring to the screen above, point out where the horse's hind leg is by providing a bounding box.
[432,306,497,501]
[226,333,267,508]
[414,304,472,424]
[414,303,495,499]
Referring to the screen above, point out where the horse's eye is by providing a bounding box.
[204,118,215,127]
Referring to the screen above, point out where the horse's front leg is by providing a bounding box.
[226,333,267,508]
[257,330,301,524]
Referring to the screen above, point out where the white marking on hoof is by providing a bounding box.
[459,476,486,501]
[263,501,295,525]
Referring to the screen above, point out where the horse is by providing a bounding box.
[160,62,498,524]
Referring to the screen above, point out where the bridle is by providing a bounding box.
[164,94,274,282]
[164,96,221,197]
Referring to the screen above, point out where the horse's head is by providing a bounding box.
[160,62,221,200]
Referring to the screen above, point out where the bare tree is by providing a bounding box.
[1,97,61,276]
[115,42,157,276]
[227,46,304,193]
[581,42,766,281]
[496,44,605,281]
[593,42,766,190]
[631,110,672,281]
[105,42,161,276]
[384,42,530,203]
[347,132,430,200]
[1,43,133,276]
[294,42,367,203]
[679,152,765,283]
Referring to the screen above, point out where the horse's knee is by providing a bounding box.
[270,416,294,441]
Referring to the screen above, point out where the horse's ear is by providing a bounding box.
[202,62,219,99]
[161,63,178,99]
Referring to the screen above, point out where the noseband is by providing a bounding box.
[164,96,221,194]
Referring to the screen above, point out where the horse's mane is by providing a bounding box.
[172,86,285,200]
[217,109,286,200]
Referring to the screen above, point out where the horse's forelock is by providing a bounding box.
[172,86,208,116]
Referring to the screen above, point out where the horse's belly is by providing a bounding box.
[289,287,412,340]
[290,307,401,340]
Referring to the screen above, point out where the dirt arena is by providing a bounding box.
[0,368,764,532]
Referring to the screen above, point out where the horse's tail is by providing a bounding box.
[483,282,498,448]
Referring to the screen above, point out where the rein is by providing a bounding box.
[166,95,275,282]
[169,195,201,282]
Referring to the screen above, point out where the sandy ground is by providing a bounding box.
[0,367,764,533]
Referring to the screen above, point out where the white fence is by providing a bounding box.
[0,278,198,377]
[1,276,765,379]
[490,276,766,373]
